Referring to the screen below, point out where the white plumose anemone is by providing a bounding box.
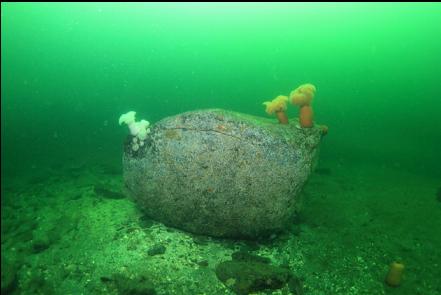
[119,111,151,149]
[119,111,136,126]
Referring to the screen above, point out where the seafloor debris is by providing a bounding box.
[215,251,293,294]
[93,185,125,199]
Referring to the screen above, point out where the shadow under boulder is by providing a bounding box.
[93,185,126,200]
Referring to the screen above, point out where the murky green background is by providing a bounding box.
[2,3,441,295]
[2,3,440,177]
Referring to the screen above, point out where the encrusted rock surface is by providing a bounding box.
[123,109,324,239]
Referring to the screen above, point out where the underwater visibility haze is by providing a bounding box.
[1,3,441,295]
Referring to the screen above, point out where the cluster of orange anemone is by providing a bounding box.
[263,95,289,124]
[263,83,328,135]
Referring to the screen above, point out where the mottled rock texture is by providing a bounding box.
[123,109,324,239]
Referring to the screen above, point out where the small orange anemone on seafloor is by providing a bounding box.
[289,83,317,128]
[263,95,289,124]
[385,262,405,287]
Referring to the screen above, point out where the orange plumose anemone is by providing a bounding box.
[263,95,289,124]
[290,83,317,128]
[299,105,314,128]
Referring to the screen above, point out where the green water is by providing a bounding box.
[1,3,441,295]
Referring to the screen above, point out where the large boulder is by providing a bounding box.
[123,109,324,239]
